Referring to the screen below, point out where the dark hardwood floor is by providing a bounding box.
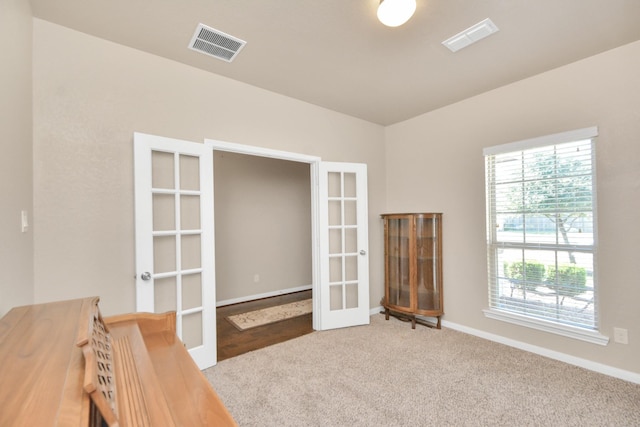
[216,290,313,361]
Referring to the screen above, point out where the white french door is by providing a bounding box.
[133,132,216,370]
[203,140,371,332]
[316,161,370,330]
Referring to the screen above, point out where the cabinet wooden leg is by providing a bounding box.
[411,317,416,329]
[384,308,389,321]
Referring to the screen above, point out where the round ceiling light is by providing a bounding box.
[377,0,417,27]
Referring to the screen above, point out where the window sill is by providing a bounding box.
[483,308,609,346]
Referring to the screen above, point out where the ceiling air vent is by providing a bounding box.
[188,23,246,62]
[442,18,499,53]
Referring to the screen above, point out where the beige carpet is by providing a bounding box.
[205,314,640,426]
[226,299,312,331]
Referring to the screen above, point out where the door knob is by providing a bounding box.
[359,250,367,255]
[140,272,152,281]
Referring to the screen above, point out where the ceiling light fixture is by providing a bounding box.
[377,0,417,27]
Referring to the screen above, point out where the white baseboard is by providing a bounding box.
[370,305,384,316]
[441,320,640,385]
[216,284,312,307]
[368,306,639,384]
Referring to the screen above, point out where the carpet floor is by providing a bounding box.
[205,314,640,426]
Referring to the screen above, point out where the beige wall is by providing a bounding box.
[32,19,386,317]
[19,11,638,377]
[214,151,311,302]
[0,0,33,316]
[385,40,640,374]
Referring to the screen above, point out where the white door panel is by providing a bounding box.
[134,132,216,370]
[317,162,370,330]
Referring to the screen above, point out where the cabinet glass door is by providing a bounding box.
[386,217,411,309]
[416,215,440,311]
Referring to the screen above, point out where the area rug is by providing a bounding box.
[226,299,312,331]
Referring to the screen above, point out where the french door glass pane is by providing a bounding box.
[343,173,356,197]
[153,194,175,231]
[330,285,343,311]
[154,235,176,273]
[329,257,342,282]
[180,195,200,230]
[345,255,357,281]
[179,154,200,191]
[152,151,174,189]
[345,283,358,309]
[154,276,177,312]
[345,228,357,253]
[182,273,202,310]
[328,172,341,197]
[181,234,201,270]
[329,229,342,254]
[328,200,341,226]
[344,200,357,225]
[182,312,203,348]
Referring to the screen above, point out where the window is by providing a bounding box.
[483,127,605,344]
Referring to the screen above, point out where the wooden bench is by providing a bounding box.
[0,297,237,427]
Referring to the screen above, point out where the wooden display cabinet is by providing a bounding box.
[381,213,443,329]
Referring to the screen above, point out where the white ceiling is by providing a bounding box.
[30,0,640,125]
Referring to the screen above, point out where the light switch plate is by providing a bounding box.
[21,210,29,233]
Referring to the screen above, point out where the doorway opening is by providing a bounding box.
[205,139,321,359]
[213,151,312,306]
[135,133,370,368]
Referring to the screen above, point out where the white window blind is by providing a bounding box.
[484,127,599,335]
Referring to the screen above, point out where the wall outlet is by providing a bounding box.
[253,274,260,283]
[613,327,629,344]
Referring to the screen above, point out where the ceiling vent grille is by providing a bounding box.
[442,18,499,53]
[188,23,246,62]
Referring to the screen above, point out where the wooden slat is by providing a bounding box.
[107,321,177,427]
[112,335,152,427]
[76,297,120,427]
[105,313,236,425]
[141,330,238,426]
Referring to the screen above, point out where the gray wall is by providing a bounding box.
[1,10,637,379]
[214,151,311,302]
[0,0,33,315]
[385,40,640,374]
[31,19,386,317]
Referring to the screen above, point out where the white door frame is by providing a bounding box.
[204,139,327,328]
